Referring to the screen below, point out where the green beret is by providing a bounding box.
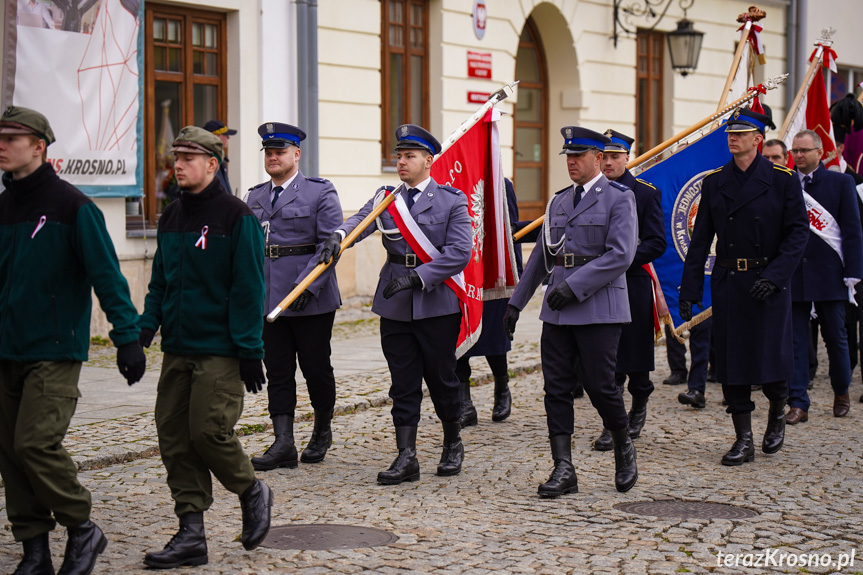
[0,106,55,145]
[171,126,224,163]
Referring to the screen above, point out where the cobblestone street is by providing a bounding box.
[2,297,862,574]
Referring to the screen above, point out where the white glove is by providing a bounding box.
[844,277,860,305]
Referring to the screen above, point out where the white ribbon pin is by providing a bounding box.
[194,225,209,249]
[31,215,47,238]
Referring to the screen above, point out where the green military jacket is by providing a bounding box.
[0,163,139,361]
[140,178,265,359]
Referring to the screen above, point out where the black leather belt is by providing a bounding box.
[388,253,423,268]
[715,257,769,271]
[266,244,316,259]
[554,253,600,268]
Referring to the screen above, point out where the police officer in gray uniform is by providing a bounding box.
[246,123,343,470]
[504,127,638,497]
[319,124,472,485]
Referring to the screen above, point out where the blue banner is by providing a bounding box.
[638,126,732,326]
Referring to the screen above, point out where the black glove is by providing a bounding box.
[678,300,697,322]
[318,232,342,264]
[239,358,266,394]
[547,281,576,311]
[139,327,155,348]
[503,305,520,341]
[383,270,422,299]
[750,278,778,301]
[288,287,313,312]
[117,341,146,386]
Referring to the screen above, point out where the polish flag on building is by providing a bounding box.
[430,108,519,357]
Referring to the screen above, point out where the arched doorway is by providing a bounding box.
[513,16,548,221]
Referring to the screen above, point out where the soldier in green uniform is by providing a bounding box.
[139,126,273,569]
[0,106,146,575]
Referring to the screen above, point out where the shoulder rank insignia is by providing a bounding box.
[307,176,331,184]
[248,181,267,192]
[438,184,461,195]
[703,167,723,178]
[635,178,656,190]
[609,181,629,191]
[772,164,794,176]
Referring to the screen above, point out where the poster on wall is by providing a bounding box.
[3,0,142,196]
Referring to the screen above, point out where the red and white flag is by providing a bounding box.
[430,108,519,357]
[783,53,841,170]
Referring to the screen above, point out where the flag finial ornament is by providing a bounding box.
[737,6,766,23]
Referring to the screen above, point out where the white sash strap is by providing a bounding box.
[802,190,843,264]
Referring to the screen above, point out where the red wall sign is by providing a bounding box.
[467,51,492,79]
[467,92,491,104]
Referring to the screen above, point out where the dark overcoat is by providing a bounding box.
[614,170,666,373]
[680,154,809,385]
[789,164,863,302]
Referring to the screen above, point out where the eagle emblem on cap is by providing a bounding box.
[400,125,409,136]
[733,110,741,119]
[266,123,274,133]
[565,128,573,138]
[604,129,613,137]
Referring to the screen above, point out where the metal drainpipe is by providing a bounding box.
[786,0,798,114]
[308,0,319,177]
[296,0,309,175]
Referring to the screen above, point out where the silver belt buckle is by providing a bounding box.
[564,253,575,268]
[405,253,417,268]
[267,245,279,259]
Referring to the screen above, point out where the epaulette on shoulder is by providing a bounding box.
[438,184,462,195]
[377,185,396,193]
[554,186,570,195]
[635,178,656,190]
[703,167,723,179]
[773,164,795,176]
[609,180,629,191]
[247,181,267,192]
[307,176,331,184]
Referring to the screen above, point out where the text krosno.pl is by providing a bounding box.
[717,549,855,570]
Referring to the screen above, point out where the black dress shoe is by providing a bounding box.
[678,388,705,409]
[538,435,578,498]
[143,513,208,569]
[301,409,333,463]
[14,532,53,575]
[251,414,298,471]
[57,520,107,575]
[662,372,687,385]
[592,428,612,451]
[239,480,273,551]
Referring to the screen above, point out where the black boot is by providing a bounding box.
[491,375,512,422]
[143,512,208,569]
[57,520,107,575]
[377,427,420,484]
[592,427,612,451]
[537,435,578,498]
[722,412,755,466]
[301,408,333,463]
[239,479,273,551]
[13,532,53,575]
[459,381,478,427]
[763,399,787,454]
[628,396,649,439]
[611,428,638,493]
[436,421,464,476]
[251,414,297,471]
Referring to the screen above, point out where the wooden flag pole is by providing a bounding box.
[513,74,789,241]
[716,20,752,113]
[266,81,519,322]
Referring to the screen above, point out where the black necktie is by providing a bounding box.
[407,188,419,210]
[803,175,811,190]
[573,185,585,209]
[271,185,283,208]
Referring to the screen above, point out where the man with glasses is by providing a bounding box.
[786,130,863,424]
[680,108,808,466]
